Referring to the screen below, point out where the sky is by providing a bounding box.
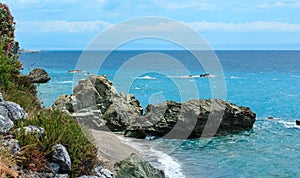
[2,0,300,50]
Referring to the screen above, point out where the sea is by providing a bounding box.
[19,50,300,178]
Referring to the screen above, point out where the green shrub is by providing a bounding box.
[15,110,98,177]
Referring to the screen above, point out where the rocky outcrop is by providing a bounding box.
[125,99,256,139]
[52,76,256,138]
[51,144,71,173]
[0,93,27,134]
[114,153,165,178]
[29,68,51,83]
[51,75,143,132]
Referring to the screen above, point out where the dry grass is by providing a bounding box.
[0,147,19,178]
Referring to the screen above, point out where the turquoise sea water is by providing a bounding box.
[19,50,300,177]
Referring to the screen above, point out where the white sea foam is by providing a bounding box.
[229,76,240,79]
[278,120,300,129]
[119,137,185,178]
[55,81,73,84]
[137,76,157,80]
[150,147,186,178]
[290,75,300,78]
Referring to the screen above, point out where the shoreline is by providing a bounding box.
[87,129,140,171]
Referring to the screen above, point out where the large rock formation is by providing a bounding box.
[114,153,165,178]
[51,76,143,132]
[29,68,51,83]
[52,75,256,138]
[125,99,256,139]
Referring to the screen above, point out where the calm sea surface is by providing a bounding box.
[19,50,300,177]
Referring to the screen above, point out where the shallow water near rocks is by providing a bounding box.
[19,50,300,177]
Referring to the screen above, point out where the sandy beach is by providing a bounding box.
[88,129,140,170]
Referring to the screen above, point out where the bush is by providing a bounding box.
[15,110,98,177]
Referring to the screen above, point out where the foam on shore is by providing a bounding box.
[119,136,186,178]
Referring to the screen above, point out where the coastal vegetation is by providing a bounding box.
[0,3,98,177]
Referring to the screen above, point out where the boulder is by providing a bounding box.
[114,153,165,178]
[51,144,71,173]
[52,75,143,132]
[125,99,256,139]
[0,101,27,121]
[0,95,27,134]
[0,115,14,134]
[29,68,51,83]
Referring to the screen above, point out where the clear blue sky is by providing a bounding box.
[2,0,300,50]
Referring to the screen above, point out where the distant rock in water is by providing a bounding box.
[125,99,256,139]
[52,75,256,139]
[114,153,165,178]
[68,69,83,73]
[296,120,300,126]
[29,68,51,83]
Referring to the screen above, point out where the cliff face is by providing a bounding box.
[52,75,256,139]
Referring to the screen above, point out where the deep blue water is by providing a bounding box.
[19,50,300,177]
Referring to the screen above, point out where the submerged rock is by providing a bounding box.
[114,153,165,178]
[29,68,51,83]
[125,99,256,139]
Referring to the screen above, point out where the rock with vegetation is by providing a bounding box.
[52,75,143,131]
[125,99,256,139]
[29,68,51,83]
[114,153,165,178]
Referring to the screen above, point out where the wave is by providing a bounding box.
[149,147,186,178]
[136,76,157,80]
[278,120,300,129]
[56,81,73,84]
[290,75,300,78]
[119,137,185,178]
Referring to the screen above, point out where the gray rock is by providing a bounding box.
[46,162,60,174]
[0,101,27,121]
[125,99,256,139]
[52,75,143,132]
[29,68,51,83]
[16,125,45,135]
[51,95,75,114]
[52,144,71,173]
[55,174,69,178]
[1,136,20,154]
[114,153,165,178]
[0,115,14,134]
[94,166,115,178]
[0,99,27,134]
[0,92,3,102]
